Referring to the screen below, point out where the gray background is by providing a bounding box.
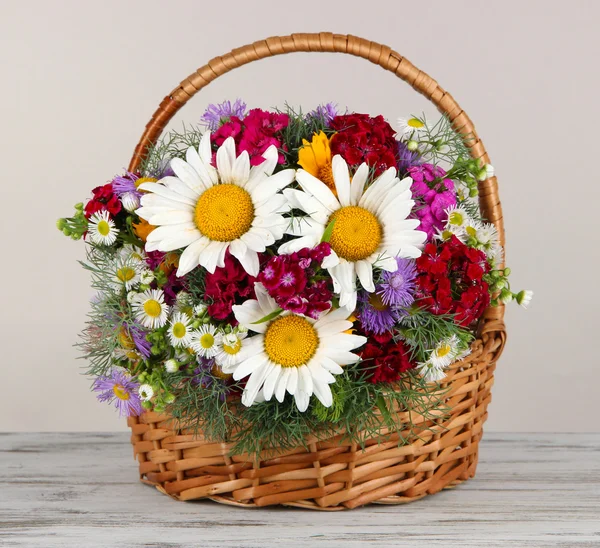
[0,0,597,432]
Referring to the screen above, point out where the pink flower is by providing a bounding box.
[408,163,456,241]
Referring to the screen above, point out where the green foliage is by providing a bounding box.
[56,202,88,240]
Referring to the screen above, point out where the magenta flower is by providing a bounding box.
[408,163,456,241]
[93,368,142,417]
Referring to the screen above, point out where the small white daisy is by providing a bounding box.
[126,291,138,304]
[214,331,248,369]
[88,210,118,246]
[397,116,427,136]
[429,335,460,369]
[138,384,154,401]
[445,205,470,230]
[133,289,169,329]
[194,303,208,316]
[416,361,447,383]
[167,311,193,348]
[190,324,221,358]
[111,256,142,291]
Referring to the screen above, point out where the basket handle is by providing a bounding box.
[128,32,504,251]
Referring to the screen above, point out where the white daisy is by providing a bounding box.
[281,156,426,310]
[445,205,470,230]
[119,244,145,263]
[214,331,248,369]
[190,324,221,358]
[88,210,118,246]
[229,283,367,412]
[138,384,154,401]
[139,269,155,285]
[416,361,447,383]
[136,132,295,277]
[474,222,503,264]
[429,335,461,369]
[167,311,193,348]
[111,255,142,291]
[132,289,169,329]
[397,116,427,136]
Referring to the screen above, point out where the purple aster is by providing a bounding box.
[397,141,423,173]
[200,99,247,131]
[377,258,417,307]
[357,291,403,335]
[93,368,142,417]
[306,103,339,126]
[193,358,229,400]
[111,172,139,197]
[130,324,152,359]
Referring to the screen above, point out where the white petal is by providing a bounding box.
[216,137,237,183]
[296,169,340,213]
[332,155,351,207]
[262,365,282,401]
[232,300,268,333]
[162,175,202,201]
[138,182,196,206]
[198,240,228,273]
[358,167,398,211]
[313,305,352,329]
[308,360,336,385]
[315,320,353,337]
[255,194,289,216]
[319,356,344,375]
[350,163,369,206]
[246,146,278,191]
[356,260,375,292]
[158,229,202,252]
[240,230,267,253]
[232,150,250,185]
[294,389,310,412]
[146,210,194,226]
[254,282,278,315]
[321,248,340,269]
[312,379,333,408]
[278,235,321,255]
[198,132,214,166]
[286,366,299,395]
[242,361,274,407]
[246,226,275,248]
[233,350,269,381]
[275,368,290,402]
[283,189,330,225]
[170,158,204,193]
[176,236,210,276]
[233,245,259,276]
[146,222,196,242]
[321,333,367,352]
[298,365,313,397]
[322,348,361,365]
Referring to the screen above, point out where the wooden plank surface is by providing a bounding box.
[0,432,598,547]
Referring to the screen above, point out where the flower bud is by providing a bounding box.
[164,359,179,373]
[516,289,533,309]
[141,400,153,410]
[56,218,66,230]
[503,267,511,276]
[407,140,419,151]
[499,289,513,304]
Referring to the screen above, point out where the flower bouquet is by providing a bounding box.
[59,33,530,509]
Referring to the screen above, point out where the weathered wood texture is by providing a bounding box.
[0,433,598,547]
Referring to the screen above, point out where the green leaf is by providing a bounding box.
[252,308,283,325]
[321,219,336,243]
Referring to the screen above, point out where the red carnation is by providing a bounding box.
[330,114,398,177]
[203,251,257,321]
[415,236,491,327]
[359,337,415,384]
[84,183,122,218]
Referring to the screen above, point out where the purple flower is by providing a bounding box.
[201,99,247,131]
[111,172,140,197]
[357,291,403,335]
[397,141,423,173]
[306,103,339,126]
[408,163,457,241]
[378,258,417,307]
[93,368,142,417]
[193,358,229,400]
[130,325,152,359]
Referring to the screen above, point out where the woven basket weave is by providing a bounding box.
[125,32,507,510]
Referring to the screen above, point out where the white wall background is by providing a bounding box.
[0,0,597,432]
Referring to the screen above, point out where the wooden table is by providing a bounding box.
[1,433,598,547]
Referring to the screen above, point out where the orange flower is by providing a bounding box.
[133,218,155,242]
[298,131,336,194]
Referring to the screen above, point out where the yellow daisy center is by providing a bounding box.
[466,226,477,237]
[407,118,424,129]
[264,315,319,368]
[223,339,242,355]
[118,327,136,350]
[437,344,452,358]
[368,293,388,312]
[97,220,110,236]
[195,184,254,242]
[172,322,187,339]
[143,299,162,318]
[328,206,382,261]
[200,333,215,349]
[117,267,136,282]
[448,211,464,226]
[113,384,130,401]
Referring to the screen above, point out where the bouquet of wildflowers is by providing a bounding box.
[59,100,531,453]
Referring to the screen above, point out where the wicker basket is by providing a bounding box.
[126,32,507,510]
